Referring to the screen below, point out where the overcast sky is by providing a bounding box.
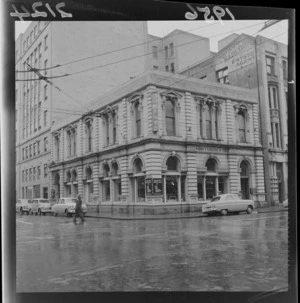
[15,20,288,53]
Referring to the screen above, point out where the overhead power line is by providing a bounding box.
[16,20,268,78]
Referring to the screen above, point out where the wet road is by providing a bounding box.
[16,211,288,292]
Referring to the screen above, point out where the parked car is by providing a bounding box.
[30,198,52,215]
[283,199,288,208]
[202,194,255,216]
[51,197,87,217]
[16,199,30,214]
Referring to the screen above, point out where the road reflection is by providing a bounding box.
[16,212,288,292]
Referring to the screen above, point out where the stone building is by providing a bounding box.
[49,71,266,214]
[15,21,214,200]
[180,34,288,205]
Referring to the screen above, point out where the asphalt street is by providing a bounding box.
[16,211,288,292]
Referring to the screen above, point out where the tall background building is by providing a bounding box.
[180,33,288,205]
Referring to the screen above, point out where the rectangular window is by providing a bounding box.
[44,137,48,152]
[44,164,48,177]
[152,46,158,58]
[33,143,36,156]
[165,65,169,72]
[26,147,28,159]
[44,110,47,126]
[29,145,32,157]
[165,46,168,59]
[275,123,281,149]
[44,60,48,75]
[216,67,229,84]
[33,167,36,180]
[282,60,288,79]
[44,35,48,50]
[268,85,279,109]
[153,65,158,70]
[170,43,174,56]
[37,140,40,154]
[170,63,175,73]
[37,166,41,180]
[266,56,275,75]
[44,85,48,101]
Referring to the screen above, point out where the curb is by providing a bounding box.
[85,208,287,220]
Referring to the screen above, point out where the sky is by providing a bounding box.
[15,20,288,53]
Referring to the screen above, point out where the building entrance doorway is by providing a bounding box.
[240,160,250,199]
[166,176,178,201]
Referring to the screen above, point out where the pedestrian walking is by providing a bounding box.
[74,194,85,223]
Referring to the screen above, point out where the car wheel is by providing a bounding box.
[246,206,253,214]
[65,209,69,217]
[221,209,228,216]
[54,211,58,217]
[38,209,42,216]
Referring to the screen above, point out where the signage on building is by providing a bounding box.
[146,178,163,196]
[216,40,255,73]
[196,146,226,153]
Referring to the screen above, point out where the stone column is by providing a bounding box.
[78,119,84,157]
[59,169,64,198]
[94,117,99,151]
[202,102,207,139]
[93,163,99,201]
[77,166,84,198]
[163,175,167,202]
[216,103,222,140]
[177,175,181,202]
[226,99,234,143]
[203,176,206,201]
[211,104,216,140]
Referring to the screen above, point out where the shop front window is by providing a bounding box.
[103,180,110,201]
[206,176,216,200]
[166,176,178,201]
[137,176,145,202]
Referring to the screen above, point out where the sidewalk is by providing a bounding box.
[85,205,287,220]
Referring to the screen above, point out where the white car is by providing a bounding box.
[283,199,288,208]
[51,197,87,217]
[202,194,255,216]
[16,199,30,214]
[30,198,52,215]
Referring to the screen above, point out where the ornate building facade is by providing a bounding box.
[49,71,266,213]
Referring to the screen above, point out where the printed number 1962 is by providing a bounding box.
[185,4,235,22]
[10,2,72,21]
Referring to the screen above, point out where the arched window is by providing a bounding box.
[165,99,175,136]
[86,166,92,180]
[205,105,212,139]
[206,158,217,172]
[103,163,110,177]
[166,156,178,171]
[134,158,143,173]
[66,171,71,182]
[85,120,92,151]
[111,162,118,176]
[135,103,141,137]
[238,111,246,142]
[72,170,77,182]
[240,161,249,176]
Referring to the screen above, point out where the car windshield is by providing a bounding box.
[211,196,221,202]
[39,200,49,203]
